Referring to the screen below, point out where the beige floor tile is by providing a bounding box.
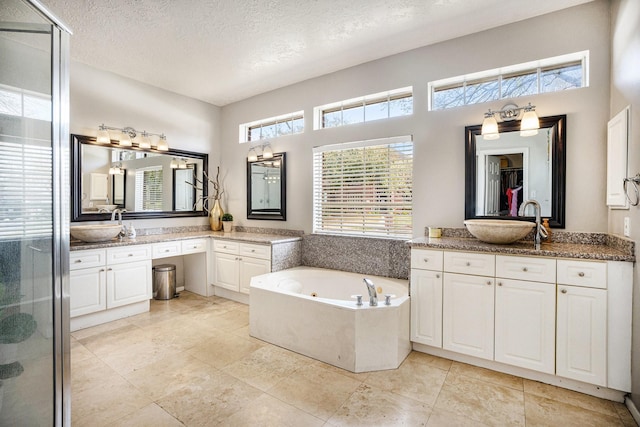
[224,393,325,426]
[523,379,619,418]
[124,353,221,401]
[434,372,525,426]
[72,374,152,426]
[405,350,453,372]
[71,318,133,340]
[614,402,638,427]
[426,408,491,426]
[449,361,523,391]
[156,373,262,425]
[310,359,372,382]
[110,403,183,427]
[97,334,185,375]
[223,344,309,391]
[187,331,264,368]
[77,323,146,355]
[71,354,121,394]
[524,393,624,427]
[365,355,448,406]
[70,339,95,363]
[195,308,250,332]
[327,383,431,426]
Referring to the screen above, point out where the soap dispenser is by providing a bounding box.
[127,223,137,238]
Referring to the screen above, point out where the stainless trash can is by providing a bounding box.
[153,264,176,300]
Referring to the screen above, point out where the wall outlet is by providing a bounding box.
[624,217,630,237]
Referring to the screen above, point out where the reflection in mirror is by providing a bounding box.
[72,134,208,221]
[465,115,566,228]
[247,153,286,220]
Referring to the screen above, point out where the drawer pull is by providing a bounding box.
[522,267,528,272]
[223,245,227,249]
[498,282,502,286]
[99,268,105,272]
[436,274,440,279]
[423,258,429,262]
[251,249,256,253]
[164,249,170,253]
[192,245,198,249]
[107,268,113,271]
[561,288,567,294]
[486,280,492,286]
[466,262,471,267]
[74,259,82,263]
[578,272,585,277]
[128,254,133,257]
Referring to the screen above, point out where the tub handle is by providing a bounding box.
[384,294,393,306]
[352,295,363,306]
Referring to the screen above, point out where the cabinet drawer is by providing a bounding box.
[153,241,182,259]
[557,260,607,289]
[411,249,443,271]
[181,238,208,254]
[444,252,495,276]
[107,244,152,265]
[240,243,271,260]
[213,239,239,254]
[496,255,556,283]
[70,249,106,270]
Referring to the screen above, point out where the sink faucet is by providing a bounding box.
[111,208,128,238]
[363,278,378,306]
[518,200,548,249]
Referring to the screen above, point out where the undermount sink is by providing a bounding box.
[463,219,535,244]
[70,224,122,243]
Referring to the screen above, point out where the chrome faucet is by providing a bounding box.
[363,278,378,306]
[111,208,128,238]
[518,200,547,250]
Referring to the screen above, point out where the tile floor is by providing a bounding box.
[71,292,637,426]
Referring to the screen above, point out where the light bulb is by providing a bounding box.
[138,132,151,149]
[119,131,132,147]
[262,143,273,159]
[481,114,499,140]
[520,110,540,137]
[157,135,169,151]
[97,126,111,144]
[248,148,258,162]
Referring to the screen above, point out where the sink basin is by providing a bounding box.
[464,219,535,244]
[95,204,118,212]
[70,224,122,242]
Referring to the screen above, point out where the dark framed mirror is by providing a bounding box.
[71,134,208,221]
[247,152,286,220]
[465,115,566,228]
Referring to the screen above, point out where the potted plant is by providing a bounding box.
[221,213,234,233]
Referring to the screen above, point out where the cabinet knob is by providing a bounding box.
[436,274,440,279]
[251,249,255,253]
[498,282,502,286]
[561,288,567,294]
[423,258,429,263]
[164,249,170,252]
[486,280,492,286]
[107,268,113,271]
[128,254,133,257]
[578,272,585,277]
[466,262,471,267]
[192,245,198,249]
[99,268,105,272]
[75,259,82,263]
[522,267,528,272]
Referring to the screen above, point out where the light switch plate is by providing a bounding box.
[624,217,630,237]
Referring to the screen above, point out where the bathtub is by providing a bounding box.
[249,266,411,373]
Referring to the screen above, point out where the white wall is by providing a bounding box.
[69,62,221,227]
[220,0,611,234]
[609,0,640,411]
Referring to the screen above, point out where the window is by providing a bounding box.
[429,51,589,110]
[239,111,304,143]
[0,84,51,121]
[314,87,413,130]
[135,166,163,211]
[313,136,413,239]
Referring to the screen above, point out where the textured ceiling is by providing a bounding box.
[39,0,593,106]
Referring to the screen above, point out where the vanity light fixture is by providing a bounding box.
[247,142,274,161]
[480,103,540,140]
[96,124,170,151]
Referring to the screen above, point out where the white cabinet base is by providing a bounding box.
[412,343,626,403]
[70,300,150,332]
[212,285,249,305]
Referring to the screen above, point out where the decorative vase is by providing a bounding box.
[209,199,224,231]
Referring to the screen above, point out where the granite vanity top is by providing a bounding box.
[70,230,302,251]
[410,236,635,262]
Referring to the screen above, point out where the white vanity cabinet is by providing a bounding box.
[213,240,271,294]
[556,259,607,387]
[70,245,152,329]
[410,249,443,347]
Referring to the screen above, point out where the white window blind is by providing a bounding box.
[0,137,52,240]
[313,136,413,239]
[135,166,163,211]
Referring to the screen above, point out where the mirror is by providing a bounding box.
[72,134,209,221]
[465,115,566,228]
[247,153,286,220]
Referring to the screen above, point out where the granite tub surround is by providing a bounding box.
[302,234,410,279]
[412,228,635,262]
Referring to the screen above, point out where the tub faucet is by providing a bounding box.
[363,278,377,306]
[518,200,547,250]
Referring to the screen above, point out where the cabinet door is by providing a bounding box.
[410,269,443,347]
[556,285,607,386]
[107,260,152,308]
[443,273,494,360]
[495,279,555,374]
[70,267,106,317]
[214,252,240,292]
[239,257,271,294]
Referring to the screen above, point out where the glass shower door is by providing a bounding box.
[0,0,70,425]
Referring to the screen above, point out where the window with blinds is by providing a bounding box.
[239,110,304,143]
[134,166,163,211]
[313,136,413,239]
[0,136,52,240]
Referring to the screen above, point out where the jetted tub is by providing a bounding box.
[249,266,411,373]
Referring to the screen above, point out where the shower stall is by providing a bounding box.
[0,0,71,425]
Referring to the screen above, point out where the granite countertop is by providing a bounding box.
[70,230,302,251]
[410,236,635,262]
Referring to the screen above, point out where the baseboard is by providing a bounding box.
[626,396,640,425]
